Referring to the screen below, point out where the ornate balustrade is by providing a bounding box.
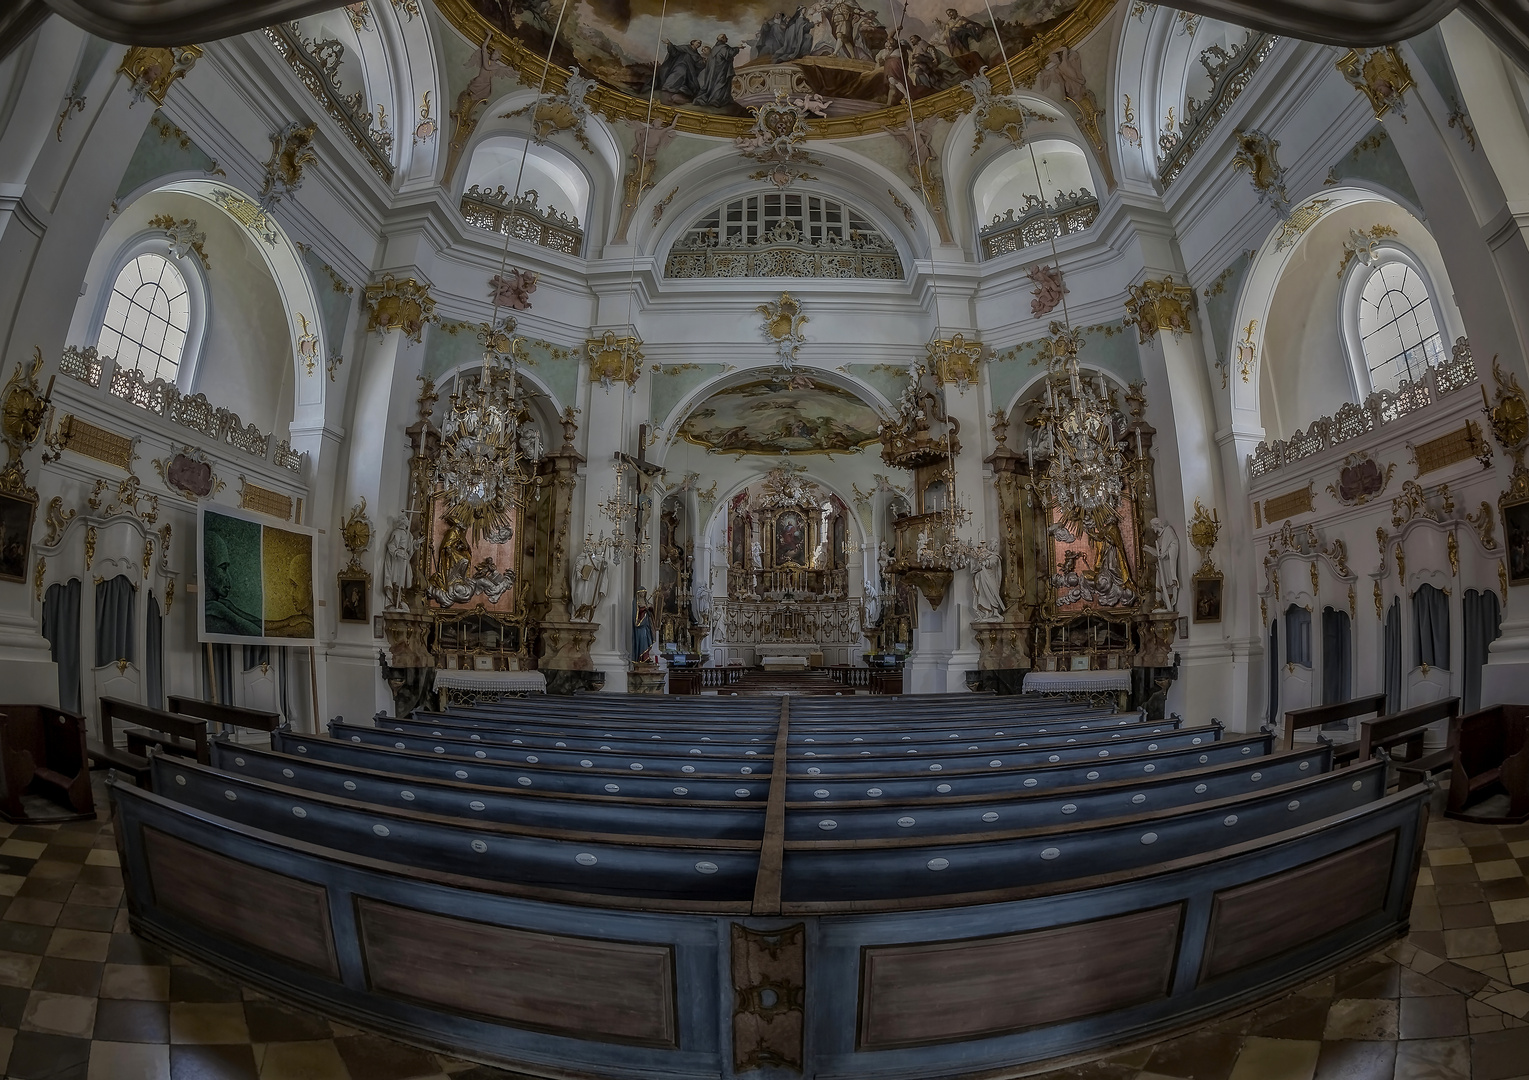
[665,224,903,280]
[731,566,848,601]
[714,599,862,647]
[460,187,583,256]
[1159,33,1279,188]
[56,345,306,476]
[978,192,1099,260]
[263,23,392,181]
[1247,340,1478,479]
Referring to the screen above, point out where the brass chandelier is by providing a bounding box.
[434,321,536,522]
[1032,321,1126,523]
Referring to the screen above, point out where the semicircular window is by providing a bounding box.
[665,192,902,280]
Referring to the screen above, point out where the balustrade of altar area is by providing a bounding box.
[729,565,848,601]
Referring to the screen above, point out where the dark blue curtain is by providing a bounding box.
[1463,589,1503,713]
[1384,596,1403,714]
[41,579,81,714]
[1268,619,1279,725]
[94,574,135,667]
[1321,607,1352,707]
[203,643,233,704]
[1413,583,1450,670]
[242,645,270,671]
[1285,604,1312,668]
[146,594,163,709]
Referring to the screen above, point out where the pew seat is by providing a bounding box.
[0,705,95,823]
[88,698,210,788]
[1447,704,1529,824]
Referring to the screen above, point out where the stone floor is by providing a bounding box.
[0,780,1525,1079]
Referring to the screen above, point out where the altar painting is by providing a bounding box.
[775,510,808,565]
[426,496,520,614]
[459,0,1095,120]
[1048,499,1141,612]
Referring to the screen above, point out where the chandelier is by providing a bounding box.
[589,459,650,562]
[434,320,538,518]
[1032,320,1126,523]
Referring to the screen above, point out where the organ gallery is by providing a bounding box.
[2,0,1529,1076]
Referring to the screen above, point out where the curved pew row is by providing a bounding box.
[211,742,764,840]
[785,744,1333,838]
[151,756,759,905]
[276,731,772,802]
[784,724,1202,772]
[328,719,1215,783]
[110,775,1429,1080]
[783,732,1264,801]
[781,762,1387,903]
[331,721,775,779]
[376,713,1182,760]
[395,709,1160,747]
[375,716,780,754]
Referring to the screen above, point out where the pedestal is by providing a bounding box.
[379,611,435,716]
[973,620,1031,670]
[627,662,666,695]
[539,620,600,673]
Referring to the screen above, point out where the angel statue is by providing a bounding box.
[971,542,1005,622]
[1143,517,1181,611]
[382,517,416,610]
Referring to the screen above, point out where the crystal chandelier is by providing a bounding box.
[1032,320,1126,523]
[434,319,537,517]
[589,460,650,562]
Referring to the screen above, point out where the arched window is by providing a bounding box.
[97,253,191,384]
[1356,259,1445,394]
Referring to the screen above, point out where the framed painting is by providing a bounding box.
[338,571,370,623]
[1504,494,1529,586]
[0,491,36,584]
[775,510,807,566]
[1192,572,1223,623]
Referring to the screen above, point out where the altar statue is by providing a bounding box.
[971,542,1005,622]
[632,588,655,662]
[571,544,608,622]
[1144,517,1181,611]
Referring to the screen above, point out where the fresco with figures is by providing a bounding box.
[678,379,882,454]
[452,0,1099,123]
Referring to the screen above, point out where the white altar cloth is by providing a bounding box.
[1022,670,1131,693]
[761,656,810,671]
[434,670,548,693]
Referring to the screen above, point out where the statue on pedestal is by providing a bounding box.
[382,516,415,610]
[632,588,655,662]
[971,542,1005,622]
[571,544,608,622]
[1144,517,1181,611]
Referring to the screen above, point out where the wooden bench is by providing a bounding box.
[168,695,281,734]
[1447,704,1529,824]
[1358,698,1460,790]
[88,698,210,788]
[1282,693,1386,765]
[0,706,95,823]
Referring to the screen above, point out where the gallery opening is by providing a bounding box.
[3,0,1529,1076]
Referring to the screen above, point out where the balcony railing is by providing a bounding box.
[264,23,393,182]
[1159,33,1278,188]
[58,345,306,475]
[1247,338,1478,479]
[665,223,903,280]
[978,191,1099,260]
[460,186,583,256]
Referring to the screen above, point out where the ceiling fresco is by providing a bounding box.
[677,378,884,454]
[437,0,1114,135]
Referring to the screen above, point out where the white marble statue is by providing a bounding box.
[971,543,1005,622]
[862,579,882,627]
[877,540,892,586]
[571,545,609,622]
[691,580,713,624]
[751,538,763,569]
[1144,517,1181,611]
[810,538,827,569]
[382,517,415,610]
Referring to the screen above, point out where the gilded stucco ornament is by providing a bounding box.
[1189,498,1221,574]
[363,275,436,343]
[1235,320,1257,383]
[295,313,320,376]
[1337,225,1398,277]
[1124,278,1196,343]
[758,293,808,369]
[1328,451,1396,507]
[0,348,47,501]
[1467,501,1499,550]
[148,215,209,269]
[963,67,1053,153]
[1374,580,1384,620]
[259,121,319,209]
[585,331,645,392]
[119,46,202,107]
[927,334,985,394]
[1231,129,1290,218]
[734,91,821,189]
[341,498,373,574]
[502,67,597,154]
[42,498,74,546]
[1336,46,1416,120]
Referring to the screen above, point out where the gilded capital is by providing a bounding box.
[1124,277,1196,343]
[363,275,436,343]
[927,333,985,393]
[585,330,644,391]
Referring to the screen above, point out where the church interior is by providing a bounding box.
[6,0,1529,1077]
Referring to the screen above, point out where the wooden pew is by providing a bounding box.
[1447,704,1529,824]
[1357,698,1459,790]
[0,706,95,823]
[168,695,281,735]
[1282,693,1385,765]
[88,698,210,788]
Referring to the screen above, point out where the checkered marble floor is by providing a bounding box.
[1,780,1526,1080]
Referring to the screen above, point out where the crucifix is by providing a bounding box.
[614,423,664,591]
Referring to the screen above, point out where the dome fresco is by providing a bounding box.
[437,0,1113,134]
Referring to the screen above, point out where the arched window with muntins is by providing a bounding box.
[1357,260,1445,394]
[665,191,902,280]
[98,253,191,384]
